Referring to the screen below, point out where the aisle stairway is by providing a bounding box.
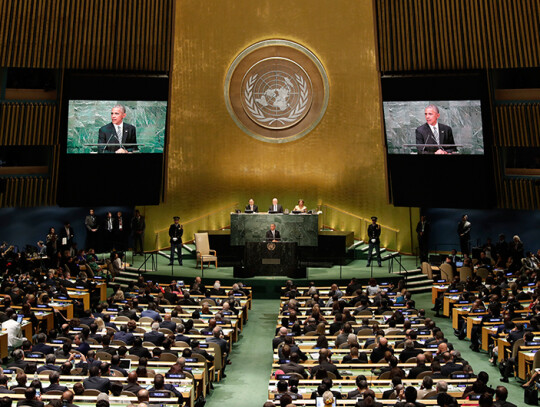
[355,242,434,293]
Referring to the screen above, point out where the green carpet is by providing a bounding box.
[202,294,527,407]
[204,299,280,407]
[416,292,526,407]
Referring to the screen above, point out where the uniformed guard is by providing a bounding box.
[168,216,184,266]
[366,216,382,267]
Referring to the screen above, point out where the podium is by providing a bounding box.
[83,143,145,153]
[243,241,304,278]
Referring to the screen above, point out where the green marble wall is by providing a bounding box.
[67,100,167,153]
[230,213,319,246]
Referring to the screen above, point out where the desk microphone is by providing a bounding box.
[102,133,115,153]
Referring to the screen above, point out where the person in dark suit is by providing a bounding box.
[82,365,111,393]
[143,323,165,346]
[59,221,75,252]
[168,216,183,266]
[159,314,177,332]
[494,385,517,407]
[85,209,99,251]
[266,223,281,242]
[309,349,341,379]
[268,198,284,213]
[102,212,115,252]
[7,349,29,370]
[131,210,145,256]
[32,333,55,356]
[42,372,68,394]
[98,104,137,153]
[457,214,471,257]
[279,353,308,378]
[0,374,13,394]
[17,387,44,407]
[415,105,456,154]
[37,354,61,373]
[118,305,138,321]
[110,355,128,377]
[191,340,214,362]
[149,374,184,402]
[440,352,463,377]
[129,337,152,359]
[123,372,144,395]
[416,215,430,263]
[113,211,127,251]
[245,198,259,213]
[366,216,382,267]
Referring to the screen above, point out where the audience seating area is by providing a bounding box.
[0,270,252,407]
[264,274,538,406]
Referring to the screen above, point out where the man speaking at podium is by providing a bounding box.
[266,223,281,242]
[415,105,456,155]
[98,104,137,153]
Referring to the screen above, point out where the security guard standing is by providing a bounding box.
[168,216,184,266]
[366,216,382,267]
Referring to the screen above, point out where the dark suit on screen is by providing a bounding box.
[415,123,456,154]
[98,122,137,153]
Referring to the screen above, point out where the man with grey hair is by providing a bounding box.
[143,322,164,346]
[342,333,359,349]
[415,104,456,154]
[426,381,448,399]
[175,324,191,346]
[98,104,137,153]
[37,354,60,373]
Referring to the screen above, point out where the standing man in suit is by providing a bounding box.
[268,198,284,213]
[131,210,145,256]
[366,216,382,267]
[416,215,430,263]
[103,212,114,252]
[59,221,75,253]
[168,216,183,266]
[98,104,137,153]
[457,214,471,257]
[415,105,456,154]
[245,198,259,213]
[266,223,281,242]
[114,211,127,251]
[85,209,99,251]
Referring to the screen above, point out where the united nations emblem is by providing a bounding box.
[267,242,276,251]
[225,40,329,143]
[242,59,312,129]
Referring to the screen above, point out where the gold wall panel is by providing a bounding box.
[142,0,418,253]
[495,103,540,147]
[0,0,172,69]
[376,0,540,71]
[0,103,57,145]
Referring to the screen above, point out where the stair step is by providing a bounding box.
[118,270,140,277]
[406,279,433,286]
[360,246,387,253]
[408,286,432,293]
[396,273,428,281]
[391,268,421,275]
[114,276,138,283]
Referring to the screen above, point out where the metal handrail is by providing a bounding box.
[319,203,400,252]
[153,202,239,250]
[319,203,400,232]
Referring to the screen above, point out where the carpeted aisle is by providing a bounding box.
[205,299,280,407]
[415,292,527,407]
